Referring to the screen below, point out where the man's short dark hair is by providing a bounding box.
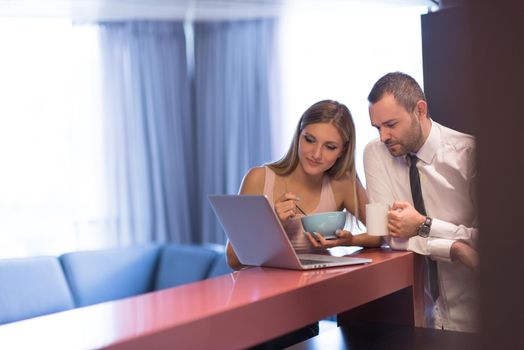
[367,72,426,113]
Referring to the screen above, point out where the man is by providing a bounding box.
[364,72,479,332]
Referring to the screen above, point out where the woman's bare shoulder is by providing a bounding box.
[330,171,354,193]
[330,171,364,212]
[239,166,266,194]
[244,166,266,181]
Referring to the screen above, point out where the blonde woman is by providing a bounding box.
[227,100,380,270]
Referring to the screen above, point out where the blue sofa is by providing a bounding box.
[0,243,232,325]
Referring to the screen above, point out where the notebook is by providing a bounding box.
[208,195,372,270]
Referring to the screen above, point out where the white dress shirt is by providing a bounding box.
[364,120,479,332]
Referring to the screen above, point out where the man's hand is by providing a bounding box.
[451,240,479,271]
[388,201,426,238]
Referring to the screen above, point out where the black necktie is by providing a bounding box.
[408,154,439,302]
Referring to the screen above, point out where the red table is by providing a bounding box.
[0,249,423,349]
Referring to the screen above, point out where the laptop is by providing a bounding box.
[208,195,372,270]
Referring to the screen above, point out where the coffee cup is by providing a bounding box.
[365,203,389,236]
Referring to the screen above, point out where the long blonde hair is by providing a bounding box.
[269,100,363,224]
[268,100,356,180]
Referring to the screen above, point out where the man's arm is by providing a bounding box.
[428,219,478,248]
[451,240,479,271]
[426,153,478,249]
[364,142,458,261]
[388,200,479,260]
[363,141,396,206]
[363,142,404,250]
[365,140,479,269]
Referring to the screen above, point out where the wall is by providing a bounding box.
[421,7,474,135]
[422,2,524,349]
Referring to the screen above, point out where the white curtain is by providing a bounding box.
[97,21,194,244]
[193,19,278,243]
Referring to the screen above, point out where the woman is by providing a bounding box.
[227,100,381,270]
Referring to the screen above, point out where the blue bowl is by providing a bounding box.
[301,211,347,239]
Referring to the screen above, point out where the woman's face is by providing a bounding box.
[298,122,344,176]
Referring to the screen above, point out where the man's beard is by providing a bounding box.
[386,116,422,157]
[385,141,409,157]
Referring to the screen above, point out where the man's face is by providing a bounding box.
[369,93,423,157]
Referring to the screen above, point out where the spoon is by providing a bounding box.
[295,203,308,216]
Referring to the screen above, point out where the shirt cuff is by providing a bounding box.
[427,238,454,261]
[429,218,457,240]
[385,236,409,250]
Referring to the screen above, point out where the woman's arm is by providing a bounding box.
[225,241,243,270]
[335,173,379,247]
[225,167,265,270]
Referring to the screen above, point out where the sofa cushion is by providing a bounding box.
[207,253,234,278]
[0,256,75,324]
[155,244,218,290]
[60,244,160,307]
[199,243,233,278]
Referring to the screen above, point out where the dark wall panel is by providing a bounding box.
[422,3,524,349]
[421,7,475,135]
[468,3,524,350]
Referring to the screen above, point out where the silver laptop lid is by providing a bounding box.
[208,195,303,269]
[208,195,372,270]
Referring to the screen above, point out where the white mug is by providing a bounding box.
[366,203,389,236]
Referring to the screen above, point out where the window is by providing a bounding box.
[278,3,427,181]
[0,19,105,258]
[0,3,428,257]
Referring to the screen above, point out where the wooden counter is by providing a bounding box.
[0,248,423,349]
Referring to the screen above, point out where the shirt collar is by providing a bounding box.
[413,119,440,164]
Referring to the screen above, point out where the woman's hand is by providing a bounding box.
[274,192,301,222]
[305,230,355,249]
